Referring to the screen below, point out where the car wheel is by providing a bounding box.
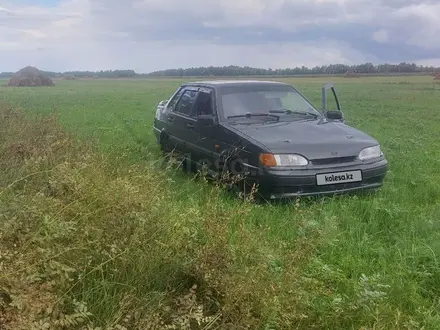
[158,132,178,170]
[159,131,169,153]
[220,158,257,201]
[225,178,262,202]
[181,156,198,174]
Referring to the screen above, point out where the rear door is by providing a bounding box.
[170,87,199,156]
[162,87,185,152]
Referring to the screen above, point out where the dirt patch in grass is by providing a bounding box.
[344,70,360,78]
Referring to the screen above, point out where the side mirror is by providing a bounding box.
[325,110,344,121]
[198,114,216,126]
[322,83,344,122]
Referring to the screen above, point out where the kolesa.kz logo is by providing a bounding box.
[325,173,354,182]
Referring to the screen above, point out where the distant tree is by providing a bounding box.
[1,62,438,79]
[146,63,439,77]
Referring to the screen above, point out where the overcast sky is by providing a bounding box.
[1,0,439,73]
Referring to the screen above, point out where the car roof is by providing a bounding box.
[182,79,291,88]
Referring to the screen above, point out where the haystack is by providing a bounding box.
[7,66,55,87]
[344,70,360,78]
[433,73,440,80]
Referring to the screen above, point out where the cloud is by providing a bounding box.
[0,0,439,72]
[372,30,389,43]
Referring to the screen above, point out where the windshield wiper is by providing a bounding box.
[269,108,319,118]
[227,112,280,120]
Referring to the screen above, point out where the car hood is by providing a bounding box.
[226,119,379,159]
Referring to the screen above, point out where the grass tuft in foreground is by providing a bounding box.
[0,101,439,329]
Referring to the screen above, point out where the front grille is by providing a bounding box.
[310,156,357,166]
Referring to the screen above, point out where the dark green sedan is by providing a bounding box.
[153,80,388,199]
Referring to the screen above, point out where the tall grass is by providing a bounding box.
[0,104,327,329]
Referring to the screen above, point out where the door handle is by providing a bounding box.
[186,123,195,129]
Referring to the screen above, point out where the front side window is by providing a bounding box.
[175,89,198,116]
[218,85,320,120]
[193,90,214,117]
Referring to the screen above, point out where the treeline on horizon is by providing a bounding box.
[1,62,439,78]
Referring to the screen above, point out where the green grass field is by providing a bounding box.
[1,76,440,329]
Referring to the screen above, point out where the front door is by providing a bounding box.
[190,87,218,171]
[170,86,221,173]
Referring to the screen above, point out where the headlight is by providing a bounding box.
[358,145,382,161]
[259,153,308,167]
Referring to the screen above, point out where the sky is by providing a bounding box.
[1,0,440,73]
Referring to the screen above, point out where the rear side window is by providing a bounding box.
[175,89,198,116]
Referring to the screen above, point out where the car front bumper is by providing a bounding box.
[244,159,389,199]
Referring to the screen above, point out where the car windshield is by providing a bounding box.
[218,84,321,121]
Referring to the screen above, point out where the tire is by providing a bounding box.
[182,156,197,174]
[159,131,170,154]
